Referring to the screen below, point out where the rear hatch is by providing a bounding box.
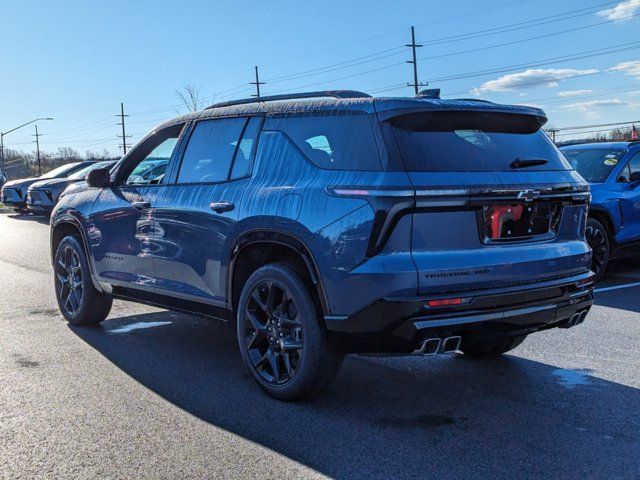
[382,108,591,295]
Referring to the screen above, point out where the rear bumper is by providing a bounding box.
[324,272,594,353]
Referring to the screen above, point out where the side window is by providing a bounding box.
[230,116,262,179]
[177,117,246,184]
[122,125,183,186]
[628,152,640,181]
[264,113,382,171]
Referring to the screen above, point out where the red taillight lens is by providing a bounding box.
[426,298,463,307]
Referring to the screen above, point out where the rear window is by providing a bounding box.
[390,111,570,172]
[264,114,381,171]
[560,147,626,183]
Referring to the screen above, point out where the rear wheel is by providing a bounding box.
[461,334,526,359]
[236,263,343,400]
[54,235,112,326]
[585,218,610,282]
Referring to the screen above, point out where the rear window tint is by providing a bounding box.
[264,114,381,171]
[390,111,570,172]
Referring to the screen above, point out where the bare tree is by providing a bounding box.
[175,83,206,112]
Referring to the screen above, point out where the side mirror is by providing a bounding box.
[86,168,111,188]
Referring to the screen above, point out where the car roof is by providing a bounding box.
[151,93,546,132]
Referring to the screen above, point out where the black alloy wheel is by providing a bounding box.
[55,244,83,317]
[237,263,343,400]
[585,218,610,282]
[242,280,304,385]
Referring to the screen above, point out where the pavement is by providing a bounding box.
[0,211,638,479]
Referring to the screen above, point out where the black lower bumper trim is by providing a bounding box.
[325,273,594,353]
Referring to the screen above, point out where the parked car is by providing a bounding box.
[560,141,640,281]
[26,160,117,215]
[1,161,96,214]
[50,90,594,399]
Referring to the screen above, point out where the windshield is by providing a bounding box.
[68,161,113,180]
[560,148,626,183]
[390,111,570,172]
[40,162,81,179]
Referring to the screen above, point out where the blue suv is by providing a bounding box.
[50,91,594,399]
[560,142,640,280]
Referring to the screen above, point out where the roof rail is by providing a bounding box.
[454,98,495,104]
[207,90,371,109]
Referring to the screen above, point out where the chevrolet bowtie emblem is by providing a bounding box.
[517,189,540,202]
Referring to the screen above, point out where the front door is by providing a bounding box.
[616,151,640,244]
[150,116,262,308]
[89,124,184,292]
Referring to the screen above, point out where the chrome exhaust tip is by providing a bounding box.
[420,338,441,356]
[442,336,462,353]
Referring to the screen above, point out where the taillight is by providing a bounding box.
[426,298,464,308]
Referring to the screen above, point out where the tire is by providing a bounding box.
[54,235,112,326]
[585,218,610,282]
[236,263,343,400]
[460,334,526,359]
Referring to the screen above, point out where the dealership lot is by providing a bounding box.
[0,211,638,479]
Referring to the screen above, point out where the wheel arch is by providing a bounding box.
[51,215,104,292]
[227,230,329,318]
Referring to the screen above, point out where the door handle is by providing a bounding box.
[132,201,151,210]
[210,201,235,213]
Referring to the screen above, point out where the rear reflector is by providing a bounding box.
[426,298,463,307]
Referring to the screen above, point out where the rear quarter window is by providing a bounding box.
[264,113,382,171]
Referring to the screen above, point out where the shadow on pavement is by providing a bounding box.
[5,213,50,225]
[71,312,640,479]
[595,257,640,313]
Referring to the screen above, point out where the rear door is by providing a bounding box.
[617,151,640,243]
[384,109,591,294]
[149,116,262,308]
[89,124,184,292]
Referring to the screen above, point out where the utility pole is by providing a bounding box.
[116,102,131,154]
[32,125,42,176]
[406,26,425,95]
[250,66,265,99]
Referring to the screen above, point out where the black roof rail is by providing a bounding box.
[207,90,372,109]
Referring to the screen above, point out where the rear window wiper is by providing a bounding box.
[510,158,548,169]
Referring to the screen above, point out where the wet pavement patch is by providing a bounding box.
[552,368,592,389]
[375,413,461,429]
[13,354,40,368]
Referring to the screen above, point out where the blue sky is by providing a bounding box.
[1,0,640,155]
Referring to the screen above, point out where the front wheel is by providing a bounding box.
[54,235,112,326]
[585,218,610,282]
[460,334,526,359]
[236,263,343,400]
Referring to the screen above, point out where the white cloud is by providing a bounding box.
[471,68,598,94]
[609,60,640,79]
[597,0,640,21]
[562,98,627,110]
[557,89,593,97]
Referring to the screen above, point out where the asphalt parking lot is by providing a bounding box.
[0,210,638,479]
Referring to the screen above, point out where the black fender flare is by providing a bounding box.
[227,229,329,316]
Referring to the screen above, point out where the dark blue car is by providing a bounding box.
[560,141,640,280]
[50,90,594,399]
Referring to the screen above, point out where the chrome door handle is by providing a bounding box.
[210,201,235,213]
[132,201,151,210]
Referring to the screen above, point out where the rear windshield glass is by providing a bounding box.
[560,148,626,183]
[390,111,570,172]
[264,114,381,171]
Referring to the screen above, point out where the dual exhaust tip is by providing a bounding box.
[416,336,461,355]
[559,310,589,329]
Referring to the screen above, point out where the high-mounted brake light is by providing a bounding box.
[426,298,464,308]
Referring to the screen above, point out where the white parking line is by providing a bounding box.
[594,281,640,293]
